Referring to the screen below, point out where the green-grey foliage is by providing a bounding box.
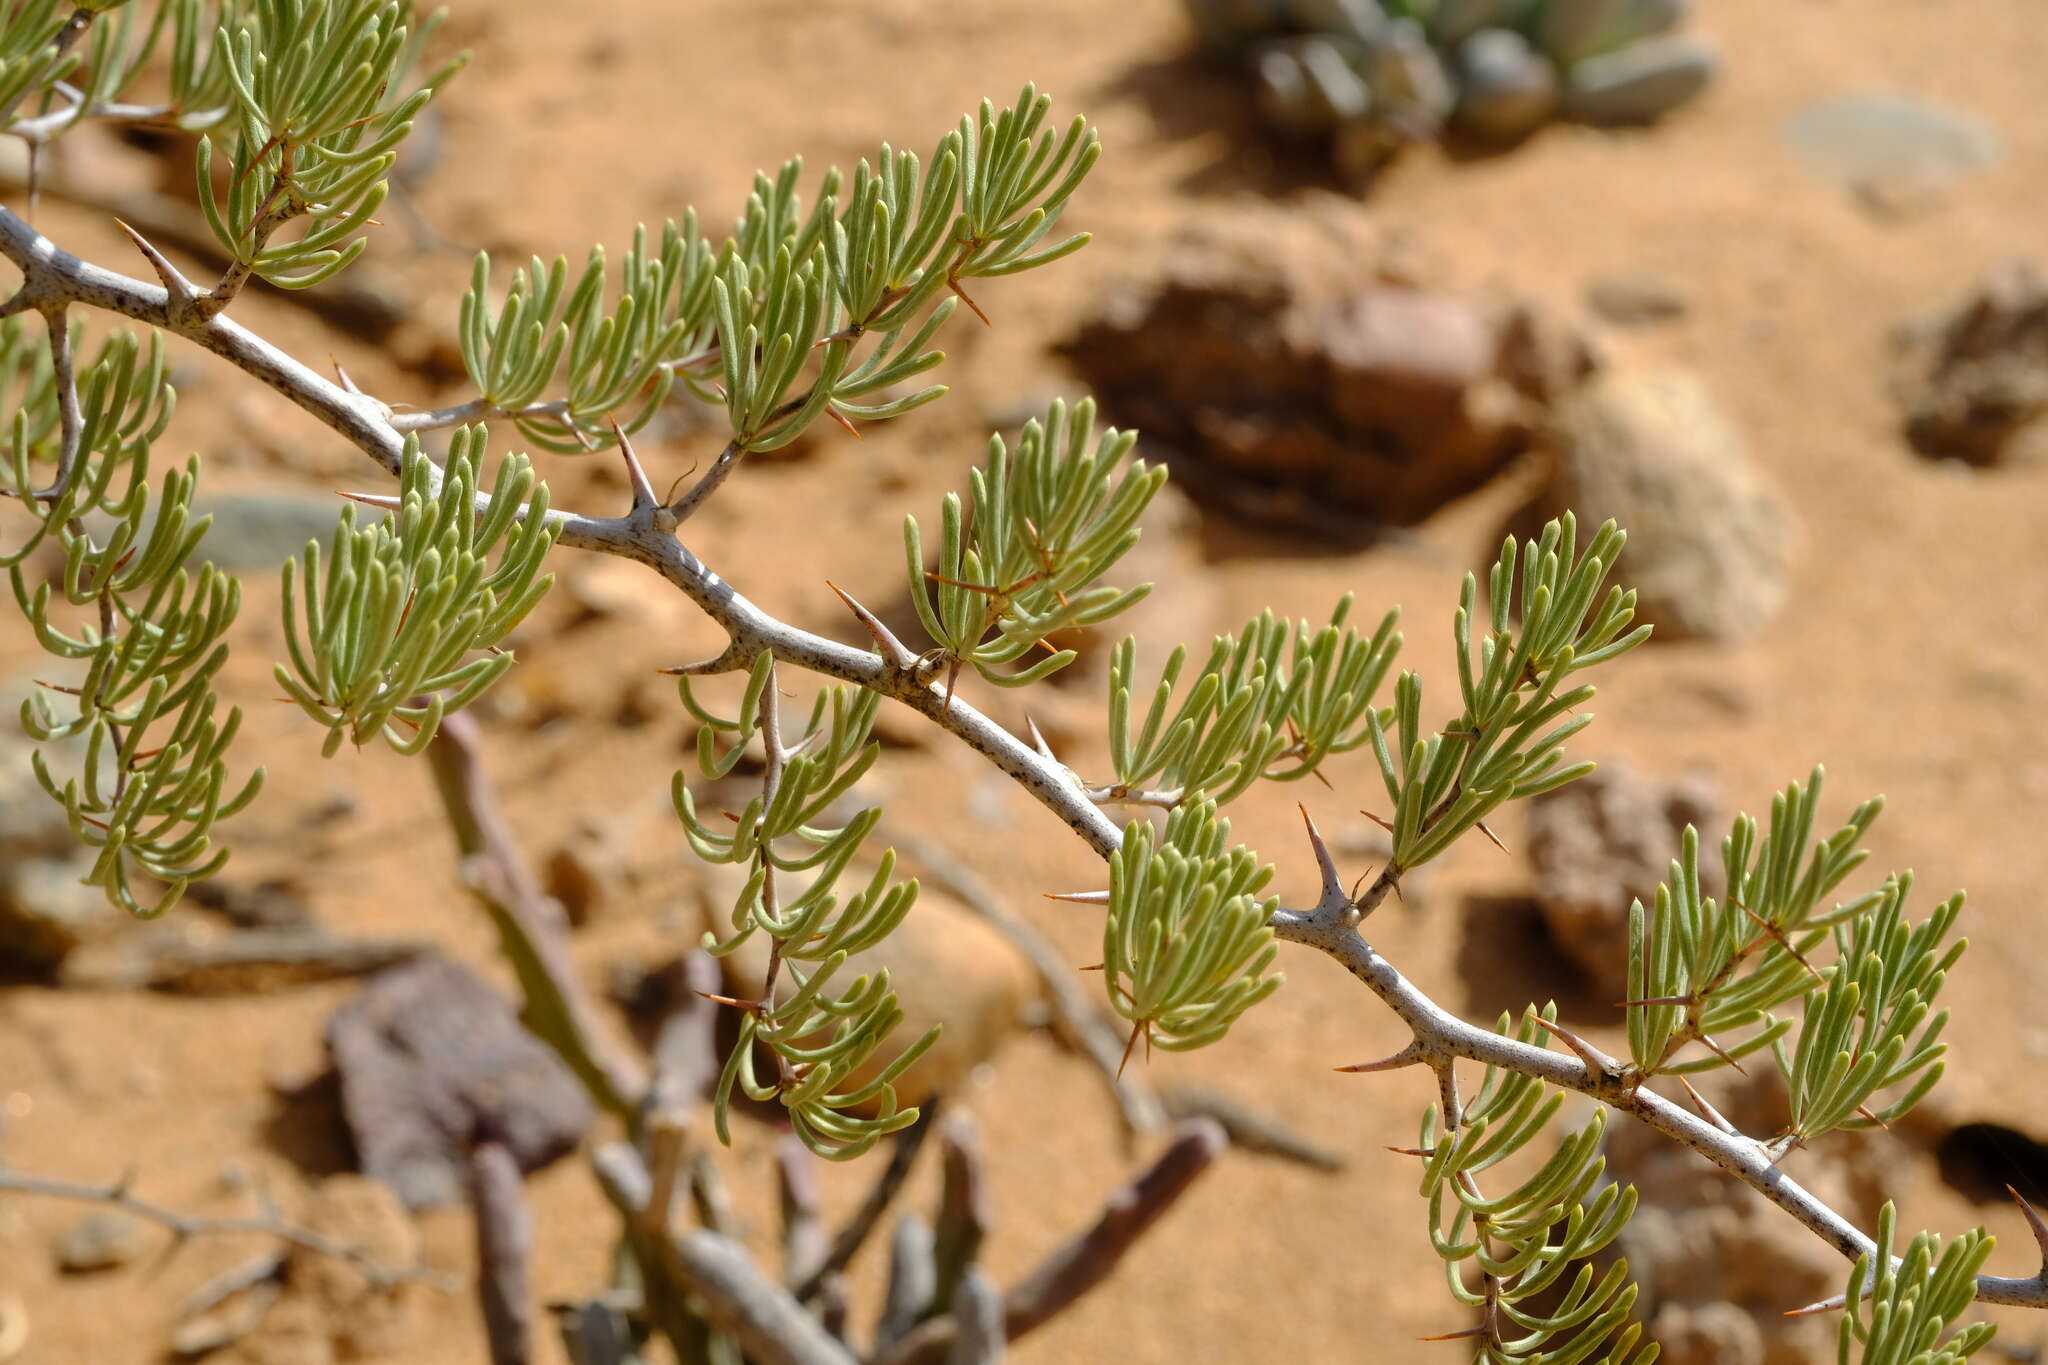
[1368,513,1648,870]
[904,396,1162,689]
[1105,596,1399,805]
[1103,798,1282,1059]
[1836,1205,1995,1365]
[1626,768,1884,1076]
[454,85,1095,458]
[198,0,460,288]
[1773,872,1962,1141]
[1,319,259,916]
[674,653,933,1160]
[275,426,554,755]
[0,7,2017,1361]
[1414,1006,1655,1365]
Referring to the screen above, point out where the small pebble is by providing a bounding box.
[55,1211,150,1273]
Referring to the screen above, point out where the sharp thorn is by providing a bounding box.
[1360,809,1395,833]
[336,490,402,511]
[330,356,361,393]
[1024,715,1060,764]
[825,405,863,440]
[823,579,917,670]
[1117,1018,1144,1079]
[1335,1042,1425,1074]
[947,277,991,327]
[1297,803,1346,905]
[1384,1145,1433,1157]
[657,641,747,676]
[1676,1076,1739,1135]
[1693,1031,1750,1075]
[1530,1015,1615,1074]
[1417,1327,1488,1341]
[1474,820,1511,856]
[113,217,200,307]
[2006,1185,2048,1261]
[1785,1293,1847,1318]
[1043,890,1110,905]
[609,417,660,513]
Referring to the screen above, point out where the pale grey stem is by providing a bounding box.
[468,1138,534,1365]
[946,1271,1004,1365]
[928,1113,989,1319]
[0,1164,448,1290]
[592,1143,858,1365]
[9,99,180,142]
[428,710,649,1116]
[872,1119,1229,1365]
[669,438,745,524]
[876,1215,937,1352]
[3,202,2039,1312]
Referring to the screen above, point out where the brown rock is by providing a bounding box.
[1546,369,1798,643]
[54,1211,150,1273]
[1895,259,2048,466]
[1061,213,1593,541]
[1527,761,1719,997]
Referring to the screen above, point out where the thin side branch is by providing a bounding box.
[0,1165,446,1291]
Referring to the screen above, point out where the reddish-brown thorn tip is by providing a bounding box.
[2007,1184,2048,1261]
[826,406,862,440]
[1417,1327,1487,1342]
[1692,1031,1750,1075]
[608,417,660,513]
[1360,809,1395,833]
[1474,820,1510,855]
[947,277,991,327]
[1784,1292,1847,1318]
[1116,1018,1145,1079]
[1335,1042,1424,1074]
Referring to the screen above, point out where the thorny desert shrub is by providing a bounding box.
[0,4,2035,1363]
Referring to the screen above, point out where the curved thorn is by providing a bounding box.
[112,217,199,310]
[1335,1041,1424,1074]
[2008,1185,2048,1263]
[609,417,660,514]
[824,579,918,672]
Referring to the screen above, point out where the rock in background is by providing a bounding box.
[1527,760,1719,997]
[1543,368,1798,643]
[1061,212,1593,541]
[1182,0,1717,185]
[1894,260,2048,467]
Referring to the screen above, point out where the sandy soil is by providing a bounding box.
[3,1,2047,1362]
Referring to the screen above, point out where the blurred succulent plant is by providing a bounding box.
[1183,0,1717,182]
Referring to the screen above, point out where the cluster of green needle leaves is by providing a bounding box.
[275,425,554,755]
[1623,766,1963,1140]
[1835,1205,1996,1365]
[1104,595,1399,805]
[1,318,259,917]
[196,0,461,287]
[1102,798,1282,1061]
[1369,514,1649,871]
[904,396,1163,690]
[674,654,933,1161]
[1414,1007,1655,1365]
[1626,767,1882,1076]
[455,84,1097,455]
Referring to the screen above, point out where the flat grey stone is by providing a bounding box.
[1782,93,2003,193]
[327,956,594,1210]
[189,490,358,570]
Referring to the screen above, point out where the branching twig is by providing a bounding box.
[3,200,2042,1313]
[872,1119,1228,1365]
[0,1165,447,1291]
[426,710,648,1116]
[591,1143,858,1365]
[469,1139,534,1365]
